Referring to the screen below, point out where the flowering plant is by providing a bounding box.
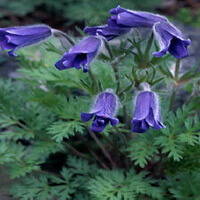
[0,6,199,200]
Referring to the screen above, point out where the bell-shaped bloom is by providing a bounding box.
[0,25,52,57]
[81,90,119,132]
[55,36,102,72]
[110,6,167,28]
[84,19,131,41]
[153,22,191,59]
[131,91,165,133]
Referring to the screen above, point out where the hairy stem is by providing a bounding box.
[76,132,110,168]
[169,88,177,111]
[89,150,109,169]
[174,59,181,81]
[101,134,123,156]
[103,39,114,59]
[88,70,98,93]
[114,126,128,147]
[52,29,75,46]
[63,141,88,159]
[144,32,154,59]
[169,59,181,110]
[88,129,117,168]
[113,63,120,94]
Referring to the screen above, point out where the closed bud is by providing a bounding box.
[0,24,52,57]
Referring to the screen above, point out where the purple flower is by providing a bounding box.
[81,90,119,132]
[84,19,131,41]
[110,6,167,28]
[132,91,165,133]
[55,36,102,72]
[0,25,52,57]
[153,22,191,59]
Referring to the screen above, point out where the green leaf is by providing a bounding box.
[88,169,162,200]
[0,142,15,164]
[47,121,84,143]
[127,134,158,168]
[155,129,184,161]
[0,114,17,128]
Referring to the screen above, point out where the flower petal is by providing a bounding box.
[133,91,152,120]
[91,116,109,132]
[0,25,52,57]
[54,36,101,72]
[5,25,51,36]
[168,38,191,59]
[131,119,149,133]
[80,112,94,122]
[110,117,119,126]
[153,22,191,59]
[110,6,167,28]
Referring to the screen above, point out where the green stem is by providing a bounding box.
[88,70,98,93]
[144,32,154,59]
[35,170,62,178]
[88,150,109,169]
[103,39,121,93]
[169,88,177,111]
[88,129,117,168]
[113,63,120,94]
[103,39,114,59]
[75,133,109,168]
[174,59,181,81]
[101,134,123,156]
[122,105,130,128]
[169,59,181,110]
[63,141,89,159]
[52,29,75,46]
[114,127,128,147]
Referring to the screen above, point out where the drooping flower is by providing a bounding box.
[131,91,165,133]
[81,90,119,132]
[0,25,52,57]
[153,21,191,59]
[84,19,131,41]
[110,5,167,29]
[55,36,102,72]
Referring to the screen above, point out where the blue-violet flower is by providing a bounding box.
[81,90,119,132]
[0,25,52,57]
[110,6,167,28]
[84,19,131,41]
[153,21,191,59]
[132,91,165,133]
[55,36,102,72]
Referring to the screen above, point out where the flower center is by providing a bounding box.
[97,118,105,124]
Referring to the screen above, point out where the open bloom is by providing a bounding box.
[0,25,52,57]
[55,36,102,72]
[84,19,131,41]
[81,90,119,132]
[132,91,165,133]
[110,6,167,28]
[153,22,191,59]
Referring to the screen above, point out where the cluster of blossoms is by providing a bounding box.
[81,89,165,133]
[0,6,191,133]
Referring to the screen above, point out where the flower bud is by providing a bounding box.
[0,25,52,57]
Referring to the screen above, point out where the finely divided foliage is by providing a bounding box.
[0,5,199,200]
